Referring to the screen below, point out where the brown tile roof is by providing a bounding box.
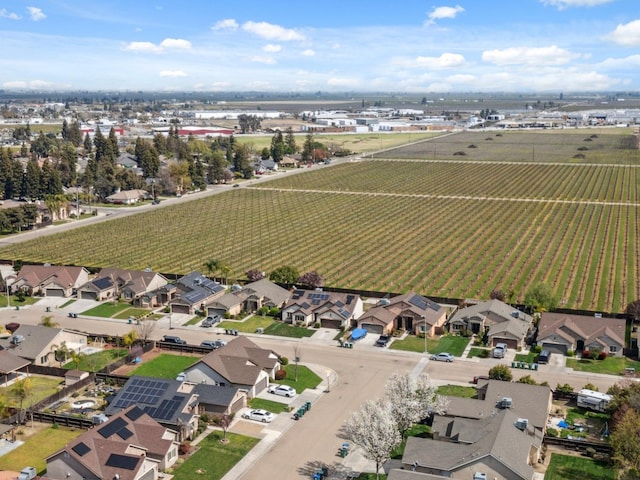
[48,406,176,480]
[538,312,625,348]
[15,265,86,288]
[97,267,166,296]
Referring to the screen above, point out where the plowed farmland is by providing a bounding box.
[1,129,638,313]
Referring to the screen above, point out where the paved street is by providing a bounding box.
[0,301,623,478]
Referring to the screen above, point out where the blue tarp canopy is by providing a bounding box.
[558,420,569,428]
[351,328,367,341]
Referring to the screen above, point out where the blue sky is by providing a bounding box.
[1,0,639,92]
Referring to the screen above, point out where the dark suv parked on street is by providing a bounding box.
[161,335,187,345]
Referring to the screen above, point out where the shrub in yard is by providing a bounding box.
[556,383,574,394]
[518,375,537,385]
[585,447,596,458]
[489,364,513,381]
[479,349,491,358]
[582,349,590,358]
[566,349,575,357]
[275,369,287,380]
[583,383,598,391]
[269,307,280,317]
[200,413,210,424]
[280,356,289,366]
[546,427,559,437]
[598,350,607,360]
[178,442,191,455]
[531,345,542,353]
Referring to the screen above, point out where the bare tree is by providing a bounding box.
[293,342,302,382]
[134,319,156,343]
[344,398,401,480]
[385,372,448,438]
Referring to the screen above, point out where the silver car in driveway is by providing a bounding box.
[430,352,454,362]
[242,409,274,423]
[267,384,297,397]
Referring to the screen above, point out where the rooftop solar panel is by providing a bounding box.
[72,442,91,456]
[346,295,354,305]
[105,453,139,470]
[117,427,134,440]
[408,294,428,311]
[125,406,144,421]
[98,417,127,438]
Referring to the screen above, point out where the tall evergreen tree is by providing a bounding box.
[22,157,41,200]
[284,127,297,154]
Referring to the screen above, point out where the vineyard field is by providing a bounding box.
[0,129,638,313]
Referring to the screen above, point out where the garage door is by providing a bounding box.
[254,376,268,394]
[171,304,191,314]
[492,338,518,350]
[541,343,567,354]
[230,395,246,413]
[46,288,65,297]
[80,291,97,300]
[321,318,342,329]
[361,323,384,335]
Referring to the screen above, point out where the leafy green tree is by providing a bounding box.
[134,137,160,177]
[611,408,640,479]
[83,133,92,154]
[488,364,513,381]
[524,283,558,312]
[21,157,41,200]
[269,266,299,284]
[39,315,59,328]
[270,131,285,162]
[517,375,537,384]
[50,341,70,366]
[233,144,253,179]
[204,259,221,279]
[284,127,297,154]
[11,377,32,423]
[206,150,232,184]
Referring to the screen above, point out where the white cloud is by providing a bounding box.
[160,70,187,77]
[27,6,46,21]
[607,20,640,46]
[3,79,52,89]
[210,81,232,90]
[414,53,465,69]
[446,74,476,84]
[122,41,163,54]
[212,18,238,31]
[540,0,612,9]
[249,80,272,89]
[263,44,282,52]
[242,21,305,41]
[159,38,192,49]
[0,9,21,20]
[249,55,276,64]
[425,5,464,25]
[482,45,578,65]
[598,54,640,69]
[122,38,191,54]
[301,49,315,56]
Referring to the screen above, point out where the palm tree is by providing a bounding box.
[50,341,70,367]
[11,378,32,423]
[70,351,86,370]
[39,315,59,328]
[203,259,221,280]
[220,265,233,286]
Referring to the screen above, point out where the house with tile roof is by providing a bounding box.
[105,376,200,441]
[46,405,179,480]
[536,312,625,356]
[356,292,446,336]
[12,264,89,297]
[281,289,363,328]
[400,408,543,480]
[193,383,247,416]
[106,189,148,204]
[205,278,290,318]
[168,271,225,314]
[389,380,551,480]
[0,324,89,367]
[77,268,168,304]
[183,336,280,397]
[447,299,533,350]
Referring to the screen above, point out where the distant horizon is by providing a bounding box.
[1,0,640,92]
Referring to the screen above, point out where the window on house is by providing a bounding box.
[286,312,293,320]
[609,346,618,353]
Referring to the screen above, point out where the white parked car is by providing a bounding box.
[18,467,36,480]
[242,409,274,423]
[430,352,455,362]
[267,384,297,397]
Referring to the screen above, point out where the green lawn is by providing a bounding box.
[0,426,81,473]
[437,385,477,398]
[0,375,63,408]
[467,347,490,358]
[263,321,315,338]
[184,315,203,326]
[389,335,469,356]
[391,423,431,459]
[248,398,289,413]
[515,351,538,363]
[173,431,260,480]
[544,453,615,480]
[59,299,76,308]
[81,301,132,317]
[219,315,276,333]
[566,356,640,375]
[62,348,128,372]
[112,307,151,320]
[0,295,39,308]
[271,364,323,393]
[129,354,199,379]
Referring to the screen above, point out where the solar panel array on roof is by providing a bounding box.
[301,302,310,309]
[292,290,305,299]
[72,442,91,456]
[145,396,183,420]
[335,300,344,308]
[98,417,127,438]
[308,292,329,301]
[93,277,113,290]
[113,378,168,410]
[117,427,133,440]
[408,294,428,311]
[105,453,139,470]
[125,406,144,421]
[338,308,351,318]
[345,295,354,305]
